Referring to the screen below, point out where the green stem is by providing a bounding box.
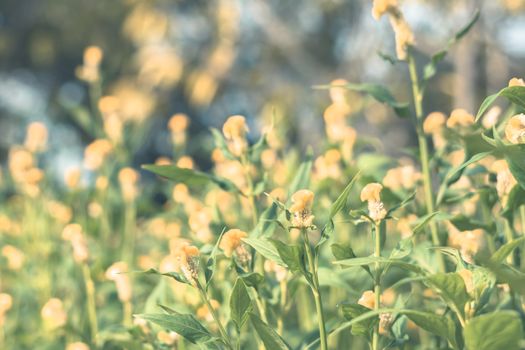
[301,229,328,350]
[196,281,233,350]
[372,222,381,350]
[504,220,516,265]
[82,263,98,343]
[407,52,446,273]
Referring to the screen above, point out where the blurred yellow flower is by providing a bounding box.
[66,342,90,350]
[2,245,25,270]
[446,109,475,128]
[118,167,140,202]
[84,139,113,171]
[106,262,132,302]
[24,122,48,153]
[41,298,67,329]
[222,115,249,157]
[423,112,446,134]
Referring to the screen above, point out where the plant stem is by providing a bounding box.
[372,222,382,350]
[301,229,328,350]
[196,281,233,350]
[82,263,98,343]
[407,52,446,273]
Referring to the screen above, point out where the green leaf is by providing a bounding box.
[404,311,458,349]
[328,172,361,220]
[136,313,213,344]
[205,228,227,290]
[412,212,440,236]
[386,191,416,216]
[503,144,525,190]
[269,239,309,278]
[249,313,291,350]
[426,273,469,319]
[141,165,241,194]
[230,278,253,331]
[464,311,523,350]
[139,268,190,285]
[436,151,492,205]
[318,172,360,248]
[251,203,279,238]
[333,256,425,274]
[241,238,284,266]
[476,86,525,121]
[340,303,376,337]
[249,133,268,163]
[489,237,525,264]
[502,185,525,221]
[423,10,480,83]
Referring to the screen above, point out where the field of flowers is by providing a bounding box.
[1,0,525,349]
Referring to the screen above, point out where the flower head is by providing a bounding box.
[361,183,387,221]
[118,167,140,202]
[423,112,446,134]
[289,189,315,228]
[219,229,248,257]
[504,114,525,144]
[176,245,200,285]
[41,298,67,329]
[222,115,249,156]
[358,290,383,309]
[508,77,525,87]
[24,122,48,153]
[105,262,132,302]
[446,109,475,128]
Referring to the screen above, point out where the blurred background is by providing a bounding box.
[0,0,524,175]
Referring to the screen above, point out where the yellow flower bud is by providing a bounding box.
[289,189,315,228]
[358,290,382,309]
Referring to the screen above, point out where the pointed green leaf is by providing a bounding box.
[464,311,523,350]
[230,278,253,331]
[249,313,291,350]
[136,313,213,344]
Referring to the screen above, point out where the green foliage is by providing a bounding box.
[463,311,523,350]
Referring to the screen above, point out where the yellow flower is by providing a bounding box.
[84,139,113,171]
[168,113,190,145]
[289,189,315,228]
[118,167,140,202]
[358,290,382,309]
[361,183,387,221]
[177,156,194,169]
[41,298,67,329]
[177,245,200,285]
[508,77,525,87]
[168,113,190,133]
[76,46,103,83]
[24,122,48,153]
[1,245,25,270]
[219,229,248,257]
[64,168,82,190]
[360,183,383,202]
[446,109,475,128]
[222,115,249,156]
[66,342,90,350]
[62,224,89,263]
[383,165,421,190]
[504,114,525,144]
[0,293,13,312]
[371,0,398,20]
[105,262,132,302]
[423,112,446,134]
